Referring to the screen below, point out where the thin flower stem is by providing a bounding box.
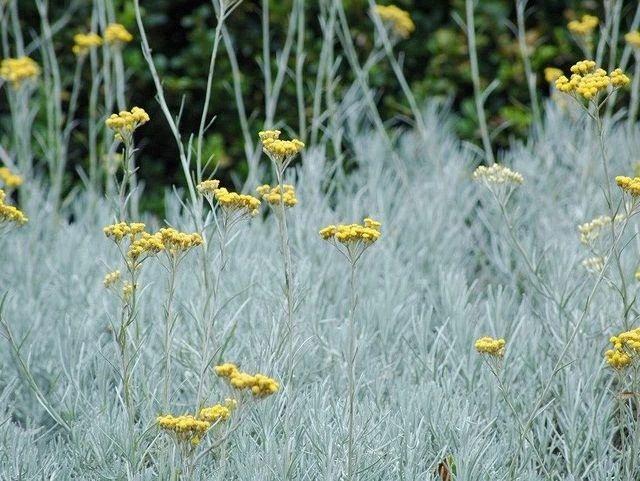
[346,260,357,481]
[163,257,178,411]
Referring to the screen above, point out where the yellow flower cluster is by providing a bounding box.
[0,189,28,226]
[472,164,524,185]
[567,14,599,36]
[198,399,236,423]
[626,31,640,49]
[582,256,604,274]
[578,214,623,245]
[127,232,166,260]
[105,107,150,139]
[0,167,23,188]
[157,414,211,446]
[122,282,135,299]
[72,32,103,56]
[616,176,640,196]
[256,184,298,207]
[103,221,147,242]
[605,328,640,370]
[555,61,629,100]
[156,228,204,256]
[544,67,563,84]
[104,23,133,45]
[103,270,121,288]
[196,179,221,198]
[474,336,506,357]
[258,130,305,166]
[212,187,261,216]
[373,4,416,39]
[319,218,382,245]
[0,57,40,88]
[215,363,280,398]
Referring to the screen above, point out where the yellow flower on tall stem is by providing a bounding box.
[319,217,381,481]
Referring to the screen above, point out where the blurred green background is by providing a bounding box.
[6,0,637,213]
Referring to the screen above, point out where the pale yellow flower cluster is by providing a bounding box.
[103,221,147,242]
[626,31,640,49]
[215,363,280,398]
[373,4,415,39]
[616,176,640,196]
[555,61,629,100]
[196,179,221,198]
[0,167,23,188]
[258,130,305,166]
[104,23,133,45]
[578,214,623,245]
[319,218,382,246]
[567,14,599,36]
[103,270,121,288]
[72,32,103,56]
[473,164,524,185]
[582,256,605,274]
[605,328,640,370]
[105,107,150,140]
[474,336,506,357]
[0,189,27,226]
[198,400,235,423]
[0,57,40,88]
[256,184,298,208]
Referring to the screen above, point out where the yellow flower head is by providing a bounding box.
[156,228,203,256]
[555,60,629,100]
[373,4,415,39]
[616,175,640,196]
[104,23,133,45]
[103,221,146,242]
[105,107,150,141]
[212,187,261,217]
[626,31,640,49]
[157,414,211,446]
[127,232,165,261]
[473,164,523,185]
[474,336,506,357]
[196,179,221,199]
[258,130,304,169]
[0,189,28,226]
[544,67,563,84]
[72,32,103,56]
[568,14,599,36]
[605,328,640,370]
[319,218,382,246]
[215,362,279,398]
[578,214,623,245]
[0,57,40,88]
[198,403,232,423]
[256,184,298,208]
[0,167,23,188]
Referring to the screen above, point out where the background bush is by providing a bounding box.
[4,0,637,213]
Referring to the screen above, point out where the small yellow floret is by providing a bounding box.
[319,218,382,245]
[616,176,640,196]
[0,167,23,188]
[0,189,28,226]
[105,107,150,140]
[373,4,415,38]
[212,187,261,216]
[259,130,304,166]
[72,32,103,56]
[626,31,640,49]
[0,57,40,88]
[568,14,599,36]
[103,270,121,288]
[104,23,133,45]
[544,67,563,84]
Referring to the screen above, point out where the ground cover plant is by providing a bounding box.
[3,1,640,480]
